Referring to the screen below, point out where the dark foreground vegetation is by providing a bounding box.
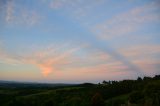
[0,75,160,106]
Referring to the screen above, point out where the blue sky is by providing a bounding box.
[0,0,160,83]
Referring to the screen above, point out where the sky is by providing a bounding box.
[0,0,160,83]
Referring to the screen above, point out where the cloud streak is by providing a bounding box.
[0,42,75,76]
[91,2,160,39]
[0,41,132,77]
[119,44,160,75]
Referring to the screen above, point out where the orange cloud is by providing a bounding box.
[0,42,82,76]
[22,44,84,76]
[38,64,53,76]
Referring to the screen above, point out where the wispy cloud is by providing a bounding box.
[61,61,134,82]
[5,0,14,23]
[119,44,160,75]
[119,45,160,58]
[91,2,160,39]
[0,40,130,77]
[48,0,105,22]
[25,45,80,76]
[0,42,80,76]
[50,0,65,9]
[2,0,42,26]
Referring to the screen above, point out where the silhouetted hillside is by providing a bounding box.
[0,75,160,106]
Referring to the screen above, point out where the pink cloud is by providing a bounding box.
[58,61,132,82]
[0,42,123,77]
[24,46,79,76]
[118,44,160,75]
[2,40,158,79]
[0,42,80,76]
[119,45,160,58]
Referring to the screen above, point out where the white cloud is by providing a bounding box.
[91,2,160,39]
[3,0,42,26]
[5,0,14,23]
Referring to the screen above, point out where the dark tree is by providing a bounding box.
[137,77,142,82]
[102,80,108,85]
[143,76,152,81]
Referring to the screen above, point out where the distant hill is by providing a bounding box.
[0,80,76,88]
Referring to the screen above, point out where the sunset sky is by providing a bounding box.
[0,0,160,83]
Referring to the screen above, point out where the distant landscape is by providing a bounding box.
[0,75,159,106]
